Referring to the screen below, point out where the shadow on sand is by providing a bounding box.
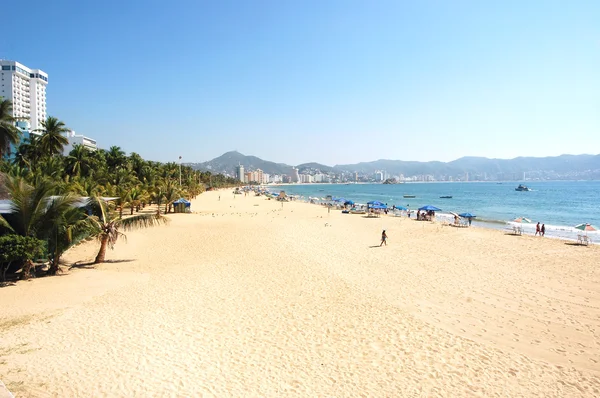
[69,259,136,269]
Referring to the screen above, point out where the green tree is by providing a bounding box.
[36,116,69,157]
[0,235,45,282]
[65,144,92,176]
[0,98,21,158]
[87,197,168,264]
[0,177,80,278]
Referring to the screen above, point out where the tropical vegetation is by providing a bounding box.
[0,100,238,280]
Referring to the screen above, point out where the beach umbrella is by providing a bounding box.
[574,223,597,234]
[367,200,384,205]
[344,200,354,205]
[394,205,408,211]
[512,217,531,223]
[371,204,388,209]
[418,205,441,211]
[449,211,459,218]
[459,212,476,218]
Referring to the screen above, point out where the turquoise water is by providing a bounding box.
[273,181,600,240]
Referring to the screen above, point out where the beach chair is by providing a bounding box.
[577,235,584,245]
[583,236,592,245]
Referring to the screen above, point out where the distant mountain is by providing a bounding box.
[188,151,600,179]
[296,162,335,173]
[335,154,600,177]
[188,151,293,175]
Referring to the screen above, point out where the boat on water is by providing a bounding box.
[403,195,416,198]
[515,184,531,192]
[439,196,453,199]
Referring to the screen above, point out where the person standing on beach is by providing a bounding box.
[535,222,541,236]
[380,230,388,246]
[541,223,546,237]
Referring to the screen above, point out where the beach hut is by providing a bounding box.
[173,198,191,213]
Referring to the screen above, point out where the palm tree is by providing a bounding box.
[36,116,69,157]
[162,179,180,213]
[46,205,91,275]
[0,177,80,278]
[128,187,146,214]
[65,144,91,176]
[87,197,168,264]
[106,146,126,171]
[0,98,21,158]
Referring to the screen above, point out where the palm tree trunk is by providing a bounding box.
[48,255,61,275]
[94,236,109,264]
[130,205,134,215]
[165,203,168,213]
[21,259,34,280]
[119,207,123,219]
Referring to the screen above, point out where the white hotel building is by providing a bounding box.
[0,60,48,130]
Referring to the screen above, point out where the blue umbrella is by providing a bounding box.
[419,205,441,211]
[371,204,388,209]
[367,200,385,206]
[344,200,354,205]
[459,212,476,218]
[394,206,408,211]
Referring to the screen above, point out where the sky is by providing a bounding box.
[2,0,599,165]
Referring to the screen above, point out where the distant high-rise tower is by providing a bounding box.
[236,164,245,183]
[0,60,48,130]
[291,167,300,183]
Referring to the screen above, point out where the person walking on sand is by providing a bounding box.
[535,222,541,236]
[541,223,546,237]
[380,230,388,246]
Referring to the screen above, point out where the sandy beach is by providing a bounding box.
[1,190,599,397]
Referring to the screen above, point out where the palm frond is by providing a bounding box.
[117,213,169,232]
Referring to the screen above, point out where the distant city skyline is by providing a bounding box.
[2,0,599,165]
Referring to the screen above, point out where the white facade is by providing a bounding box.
[0,60,48,130]
[62,130,98,155]
[262,173,270,184]
[300,174,313,183]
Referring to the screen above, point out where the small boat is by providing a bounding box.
[439,196,453,199]
[403,195,416,198]
[515,184,531,192]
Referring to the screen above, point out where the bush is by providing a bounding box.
[0,235,46,281]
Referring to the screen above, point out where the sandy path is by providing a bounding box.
[1,190,599,396]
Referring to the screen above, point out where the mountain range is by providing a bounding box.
[186,151,600,179]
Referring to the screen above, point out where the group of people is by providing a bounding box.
[416,210,435,221]
[535,222,546,236]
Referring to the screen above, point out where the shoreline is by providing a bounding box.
[260,182,599,242]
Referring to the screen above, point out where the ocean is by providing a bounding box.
[271,181,600,241]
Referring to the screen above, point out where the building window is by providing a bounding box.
[1,66,10,70]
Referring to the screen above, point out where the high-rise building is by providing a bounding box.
[0,60,48,130]
[291,167,300,183]
[235,164,245,182]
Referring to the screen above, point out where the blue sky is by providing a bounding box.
[2,0,599,165]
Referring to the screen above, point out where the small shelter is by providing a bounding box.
[173,198,191,213]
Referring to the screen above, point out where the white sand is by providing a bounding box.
[1,190,599,396]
